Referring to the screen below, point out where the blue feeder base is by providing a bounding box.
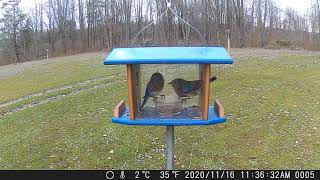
[112,106,226,126]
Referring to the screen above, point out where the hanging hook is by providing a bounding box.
[166,0,171,8]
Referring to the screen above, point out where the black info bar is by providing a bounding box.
[0,170,318,180]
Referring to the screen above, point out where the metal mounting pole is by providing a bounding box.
[166,126,174,170]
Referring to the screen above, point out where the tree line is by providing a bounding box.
[0,0,320,65]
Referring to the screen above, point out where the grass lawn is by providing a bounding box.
[0,51,319,169]
[0,53,123,103]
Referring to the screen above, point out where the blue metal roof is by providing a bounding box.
[112,106,226,126]
[104,47,233,65]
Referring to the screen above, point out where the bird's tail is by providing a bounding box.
[210,76,217,82]
[140,96,149,110]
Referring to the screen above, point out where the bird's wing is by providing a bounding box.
[143,82,153,98]
[182,80,202,93]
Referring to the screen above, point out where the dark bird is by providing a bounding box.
[169,76,217,98]
[140,72,165,109]
[140,40,156,47]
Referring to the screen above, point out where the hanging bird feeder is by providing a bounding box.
[103,0,233,170]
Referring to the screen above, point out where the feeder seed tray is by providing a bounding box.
[154,95,183,116]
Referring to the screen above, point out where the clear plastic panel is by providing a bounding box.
[138,64,201,119]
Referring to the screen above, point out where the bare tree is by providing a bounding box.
[0,0,25,63]
[1,0,320,65]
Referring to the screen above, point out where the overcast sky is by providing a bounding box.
[275,0,312,14]
[20,0,313,15]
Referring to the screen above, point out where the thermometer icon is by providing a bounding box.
[120,171,125,179]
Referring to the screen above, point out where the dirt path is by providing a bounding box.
[0,77,121,117]
[0,75,115,108]
[1,81,121,117]
[0,52,106,79]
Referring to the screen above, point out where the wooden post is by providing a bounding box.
[199,65,204,118]
[214,100,225,118]
[127,64,136,120]
[133,65,141,118]
[114,100,126,118]
[202,64,211,120]
[134,65,141,107]
[227,28,230,53]
[199,64,211,120]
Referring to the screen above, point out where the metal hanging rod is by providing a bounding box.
[131,0,208,47]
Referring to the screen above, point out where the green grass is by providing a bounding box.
[0,54,319,169]
[0,76,123,115]
[0,53,123,103]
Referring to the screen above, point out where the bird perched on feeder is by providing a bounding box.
[140,72,165,109]
[140,40,156,47]
[169,76,217,98]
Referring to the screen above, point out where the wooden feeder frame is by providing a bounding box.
[125,64,214,120]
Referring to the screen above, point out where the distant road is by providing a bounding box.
[1,48,320,79]
[0,52,107,79]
